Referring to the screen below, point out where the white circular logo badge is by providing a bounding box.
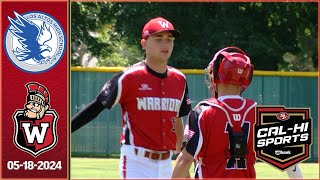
[4,11,66,73]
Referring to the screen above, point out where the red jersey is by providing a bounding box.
[97,62,191,151]
[184,95,256,178]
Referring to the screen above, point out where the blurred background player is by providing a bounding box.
[71,17,191,178]
[171,47,256,178]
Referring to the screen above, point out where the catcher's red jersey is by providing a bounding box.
[97,62,191,151]
[184,95,256,178]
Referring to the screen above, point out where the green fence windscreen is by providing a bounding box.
[71,71,318,162]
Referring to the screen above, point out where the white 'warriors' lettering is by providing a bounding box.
[137,97,181,112]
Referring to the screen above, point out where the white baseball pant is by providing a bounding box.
[119,144,173,178]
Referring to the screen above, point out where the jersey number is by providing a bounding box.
[225,122,250,170]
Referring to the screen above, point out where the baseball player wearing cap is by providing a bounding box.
[72,17,192,178]
[172,47,257,178]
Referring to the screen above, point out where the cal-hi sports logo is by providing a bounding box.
[12,82,58,156]
[4,11,65,73]
[254,106,312,170]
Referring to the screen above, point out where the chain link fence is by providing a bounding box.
[71,69,318,162]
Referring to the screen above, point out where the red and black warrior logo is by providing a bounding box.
[12,82,58,157]
[255,106,312,170]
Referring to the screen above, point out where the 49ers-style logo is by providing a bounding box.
[12,82,58,156]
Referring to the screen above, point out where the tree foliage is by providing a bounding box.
[71,2,317,71]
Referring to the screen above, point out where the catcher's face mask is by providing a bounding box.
[205,64,217,98]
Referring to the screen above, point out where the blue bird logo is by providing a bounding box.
[8,11,53,64]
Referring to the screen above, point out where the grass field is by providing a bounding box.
[71,158,319,179]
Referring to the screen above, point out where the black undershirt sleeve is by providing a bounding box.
[71,99,105,133]
[178,81,192,117]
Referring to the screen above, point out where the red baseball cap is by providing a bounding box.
[142,17,181,39]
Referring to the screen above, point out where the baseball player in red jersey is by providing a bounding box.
[71,17,192,178]
[172,47,256,178]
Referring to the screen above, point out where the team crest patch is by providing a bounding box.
[12,82,58,156]
[4,11,65,73]
[254,106,312,170]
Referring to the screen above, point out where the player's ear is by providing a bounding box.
[141,39,146,49]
